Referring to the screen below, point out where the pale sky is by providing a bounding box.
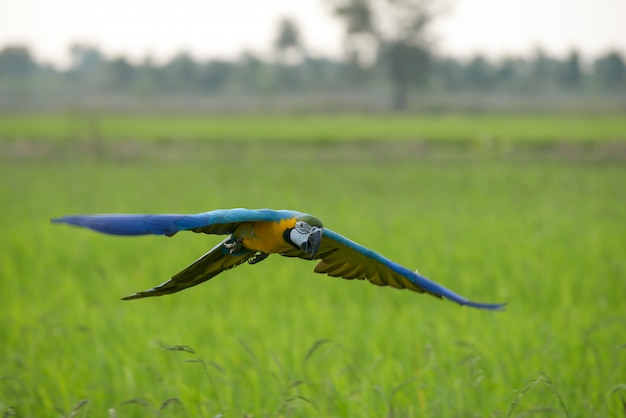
[1,0,625,66]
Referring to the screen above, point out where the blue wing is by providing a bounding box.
[51,208,304,236]
[305,229,504,310]
[52,209,305,300]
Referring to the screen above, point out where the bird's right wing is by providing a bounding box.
[281,228,504,310]
[122,237,255,300]
[51,209,304,237]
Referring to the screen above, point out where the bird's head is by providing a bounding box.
[284,215,323,258]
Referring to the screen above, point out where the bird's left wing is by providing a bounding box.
[52,208,304,300]
[285,229,504,310]
[51,209,304,236]
[122,237,255,300]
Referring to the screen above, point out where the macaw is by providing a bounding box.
[52,208,504,310]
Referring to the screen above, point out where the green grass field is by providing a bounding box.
[1,114,625,417]
[1,113,626,142]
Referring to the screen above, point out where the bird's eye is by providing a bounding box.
[295,221,311,234]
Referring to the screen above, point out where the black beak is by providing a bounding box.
[304,227,322,258]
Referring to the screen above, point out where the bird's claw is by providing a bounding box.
[224,237,244,254]
[248,252,269,265]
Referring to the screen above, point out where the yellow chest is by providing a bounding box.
[235,218,296,254]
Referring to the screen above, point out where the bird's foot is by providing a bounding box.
[224,237,244,254]
[248,252,269,265]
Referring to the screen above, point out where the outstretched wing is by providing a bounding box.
[122,237,255,300]
[283,229,504,310]
[52,209,302,300]
[51,208,304,236]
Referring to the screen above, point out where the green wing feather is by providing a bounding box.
[122,238,255,300]
[282,229,504,310]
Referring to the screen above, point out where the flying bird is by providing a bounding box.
[52,208,504,309]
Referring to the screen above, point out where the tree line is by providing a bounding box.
[1,0,625,111]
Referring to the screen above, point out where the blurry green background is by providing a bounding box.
[1,0,625,416]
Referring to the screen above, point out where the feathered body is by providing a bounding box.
[236,219,298,254]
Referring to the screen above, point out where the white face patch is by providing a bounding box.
[294,221,312,234]
[289,222,311,248]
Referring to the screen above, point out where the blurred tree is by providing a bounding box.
[273,17,307,91]
[529,47,561,93]
[386,41,429,109]
[237,51,268,93]
[274,17,305,64]
[495,57,520,86]
[430,57,461,91]
[2,38,625,110]
[0,45,37,77]
[69,44,104,74]
[334,0,375,34]
[332,0,377,88]
[328,0,440,110]
[134,56,160,97]
[106,57,135,90]
[594,50,626,91]
[67,44,107,95]
[302,56,342,90]
[161,52,199,92]
[465,54,494,90]
[333,0,377,65]
[199,60,234,92]
[0,45,38,107]
[559,50,582,91]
